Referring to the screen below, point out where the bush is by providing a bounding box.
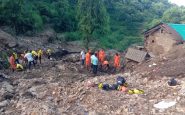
[64,32,82,41]
[0,52,10,69]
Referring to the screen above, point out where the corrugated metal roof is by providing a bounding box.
[125,48,147,63]
[168,23,185,40]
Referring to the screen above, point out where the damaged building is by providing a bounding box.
[125,23,185,64]
[144,23,185,55]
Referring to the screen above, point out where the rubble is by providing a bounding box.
[1,31,185,114]
[0,29,17,49]
[1,54,185,115]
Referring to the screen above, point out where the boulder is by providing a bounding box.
[0,100,9,108]
[63,54,80,63]
[52,48,69,60]
[0,29,16,49]
[0,74,14,101]
[39,28,57,43]
[7,42,18,48]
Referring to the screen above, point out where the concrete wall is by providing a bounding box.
[145,29,177,56]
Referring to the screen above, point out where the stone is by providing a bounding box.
[2,81,14,93]
[56,64,66,71]
[0,100,9,108]
[8,42,17,48]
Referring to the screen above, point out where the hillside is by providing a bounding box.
[1,0,185,50]
[1,0,185,114]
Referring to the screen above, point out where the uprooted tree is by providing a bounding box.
[77,0,109,49]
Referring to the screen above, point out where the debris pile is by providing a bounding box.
[1,30,185,114]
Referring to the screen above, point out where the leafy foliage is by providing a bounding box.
[0,0,185,50]
[77,0,109,49]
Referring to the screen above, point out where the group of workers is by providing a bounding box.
[80,49,121,75]
[9,47,120,74]
[9,48,52,72]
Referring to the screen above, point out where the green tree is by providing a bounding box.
[77,0,109,49]
[162,6,185,23]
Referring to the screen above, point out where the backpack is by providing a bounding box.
[109,84,118,90]
[117,76,126,86]
[168,78,177,86]
[102,84,110,91]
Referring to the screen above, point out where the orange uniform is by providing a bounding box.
[85,52,91,68]
[103,60,109,65]
[114,54,120,68]
[9,55,16,70]
[99,50,105,64]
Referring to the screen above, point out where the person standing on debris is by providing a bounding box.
[80,49,85,66]
[13,51,19,64]
[24,51,35,69]
[99,49,105,65]
[102,60,109,71]
[114,53,120,69]
[46,48,52,60]
[32,50,38,64]
[85,50,91,70]
[9,54,16,72]
[91,53,98,75]
[37,48,43,64]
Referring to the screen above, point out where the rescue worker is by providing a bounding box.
[37,48,43,64]
[99,49,105,65]
[16,64,24,71]
[32,50,38,64]
[85,50,91,70]
[102,60,109,71]
[24,51,35,69]
[9,54,16,72]
[91,53,98,75]
[23,50,28,64]
[114,53,120,69]
[20,53,26,65]
[13,52,19,64]
[80,49,85,66]
[46,48,52,60]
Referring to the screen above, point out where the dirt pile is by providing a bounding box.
[0,53,91,114]
[2,29,185,114]
[75,71,185,115]
[0,29,17,50]
[1,51,185,114]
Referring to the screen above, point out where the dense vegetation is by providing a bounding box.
[0,0,185,50]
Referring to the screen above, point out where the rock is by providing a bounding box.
[88,111,100,115]
[2,82,14,93]
[0,29,16,49]
[52,49,69,60]
[63,54,80,62]
[0,81,14,101]
[8,42,17,48]
[0,100,9,108]
[39,28,57,43]
[28,85,47,99]
[0,73,10,82]
[56,64,66,71]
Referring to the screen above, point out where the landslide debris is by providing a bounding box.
[1,50,185,115]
